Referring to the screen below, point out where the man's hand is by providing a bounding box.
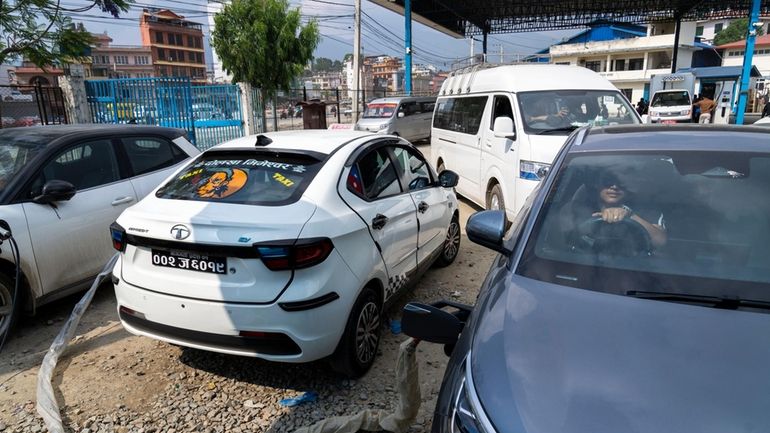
[593,207,630,223]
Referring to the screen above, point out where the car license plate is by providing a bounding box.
[662,120,677,125]
[151,249,227,274]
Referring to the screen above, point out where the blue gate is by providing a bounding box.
[85,77,245,149]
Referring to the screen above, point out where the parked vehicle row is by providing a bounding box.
[354,96,436,142]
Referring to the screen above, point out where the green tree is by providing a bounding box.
[714,18,764,46]
[211,0,319,127]
[313,57,333,72]
[0,0,131,66]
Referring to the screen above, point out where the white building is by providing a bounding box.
[696,16,770,45]
[717,34,770,77]
[549,21,717,103]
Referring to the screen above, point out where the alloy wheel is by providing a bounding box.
[355,302,380,365]
[444,220,461,261]
[0,284,12,337]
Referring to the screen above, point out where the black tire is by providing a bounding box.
[330,286,382,378]
[433,214,461,268]
[0,272,20,344]
[487,183,505,212]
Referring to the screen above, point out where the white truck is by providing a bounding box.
[648,73,695,123]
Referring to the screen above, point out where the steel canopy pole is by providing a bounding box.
[404,0,412,95]
[736,0,761,125]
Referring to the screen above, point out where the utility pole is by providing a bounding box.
[737,0,762,125]
[470,37,475,65]
[404,0,412,95]
[352,0,361,124]
[499,44,504,64]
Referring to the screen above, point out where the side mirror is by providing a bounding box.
[397,111,405,118]
[33,180,76,205]
[401,303,463,345]
[493,116,516,140]
[467,210,511,254]
[438,170,459,188]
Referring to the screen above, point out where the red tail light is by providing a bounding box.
[256,238,334,271]
[110,222,127,252]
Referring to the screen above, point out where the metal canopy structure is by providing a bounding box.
[370,0,770,37]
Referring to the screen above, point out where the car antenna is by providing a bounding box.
[256,134,272,147]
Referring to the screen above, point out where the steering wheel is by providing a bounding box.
[572,216,652,256]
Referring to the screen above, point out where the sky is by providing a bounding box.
[63,0,580,70]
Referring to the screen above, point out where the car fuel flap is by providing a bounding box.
[118,197,317,304]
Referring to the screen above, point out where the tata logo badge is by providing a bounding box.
[238,237,251,243]
[170,224,191,240]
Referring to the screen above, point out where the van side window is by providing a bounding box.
[490,95,514,129]
[400,101,418,117]
[420,101,435,113]
[433,96,488,135]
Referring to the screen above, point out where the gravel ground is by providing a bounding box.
[0,194,495,433]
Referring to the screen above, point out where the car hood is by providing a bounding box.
[471,276,770,433]
[526,134,570,164]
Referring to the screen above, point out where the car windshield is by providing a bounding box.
[363,103,397,118]
[517,150,770,306]
[652,91,690,107]
[0,133,46,195]
[155,151,323,206]
[518,90,639,134]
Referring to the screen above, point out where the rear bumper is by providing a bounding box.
[113,253,360,362]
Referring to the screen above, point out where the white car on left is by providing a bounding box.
[2,89,34,102]
[0,125,199,339]
[111,130,461,377]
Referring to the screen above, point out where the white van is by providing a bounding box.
[648,89,692,123]
[431,64,641,220]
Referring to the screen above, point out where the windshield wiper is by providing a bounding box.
[626,290,770,310]
[536,126,579,135]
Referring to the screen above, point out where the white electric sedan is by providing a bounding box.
[112,130,461,377]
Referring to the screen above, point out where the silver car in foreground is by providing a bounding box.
[403,124,770,433]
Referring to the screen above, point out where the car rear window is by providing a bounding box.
[155,151,323,206]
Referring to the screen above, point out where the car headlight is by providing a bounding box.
[680,109,690,115]
[450,355,495,433]
[649,110,658,117]
[519,160,551,181]
[379,123,389,130]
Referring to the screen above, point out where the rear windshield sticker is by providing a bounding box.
[273,172,295,187]
[195,168,248,198]
[194,159,307,173]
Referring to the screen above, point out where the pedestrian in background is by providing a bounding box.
[636,98,648,116]
[762,96,770,118]
[691,94,701,123]
[693,96,716,124]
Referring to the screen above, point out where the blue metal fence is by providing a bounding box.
[85,77,245,149]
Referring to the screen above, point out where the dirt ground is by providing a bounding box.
[0,191,495,431]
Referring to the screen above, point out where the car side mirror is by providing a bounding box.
[438,170,459,188]
[402,303,463,345]
[467,210,511,254]
[33,180,76,205]
[493,116,516,140]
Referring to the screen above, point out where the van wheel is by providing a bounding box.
[434,214,460,268]
[0,273,20,343]
[487,184,505,212]
[330,286,381,378]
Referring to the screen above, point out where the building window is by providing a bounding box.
[196,52,203,64]
[157,48,165,61]
[696,26,704,36]
[188,51,196,63]
[620,88,633,101]
[614,59,626,71]
[714,23,724,33]
[114,55,128,65]
[187,35,194,47]
[584,60,602,72]
[175,34,184,46]
[628,58,644,70]
[194,38,201,49]
[155,31,163,43]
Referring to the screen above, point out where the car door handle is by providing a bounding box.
[417,201,429,213]
[111,196,134,206]
[372,214,389,230]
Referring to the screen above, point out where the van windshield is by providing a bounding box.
[651,91,690,107]
[363,103,397,118]
[517,150,770,308]
[518,90,639,135]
